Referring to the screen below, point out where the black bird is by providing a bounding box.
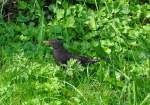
[43,40,109,65]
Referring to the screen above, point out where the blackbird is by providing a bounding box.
[43,40,109,65]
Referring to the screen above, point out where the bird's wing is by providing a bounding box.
[53,48,73,64]
[73,55,97,65]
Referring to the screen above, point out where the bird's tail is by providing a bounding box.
[94,57,111,62]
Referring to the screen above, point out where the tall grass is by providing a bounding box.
[0,0,150,104]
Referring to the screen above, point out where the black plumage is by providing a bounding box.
[43,40,109,65]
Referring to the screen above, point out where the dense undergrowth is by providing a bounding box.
[0,0,150,105]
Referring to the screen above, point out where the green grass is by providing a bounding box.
[0,0,150,105]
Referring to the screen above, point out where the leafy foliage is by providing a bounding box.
[0,0,150,105]
[0,52,63,104]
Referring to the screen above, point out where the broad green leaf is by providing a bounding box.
[65,16,75,28]
[56,9,65,20]
[143,25,150,31]
[17,1,28,9]
[50,25,63,34]
[88,18,96,30]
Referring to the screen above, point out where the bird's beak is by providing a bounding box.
[43,41,52,45]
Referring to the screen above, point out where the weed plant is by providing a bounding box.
[0,0,150,105]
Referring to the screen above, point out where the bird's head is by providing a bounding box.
[43,39,63,49]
